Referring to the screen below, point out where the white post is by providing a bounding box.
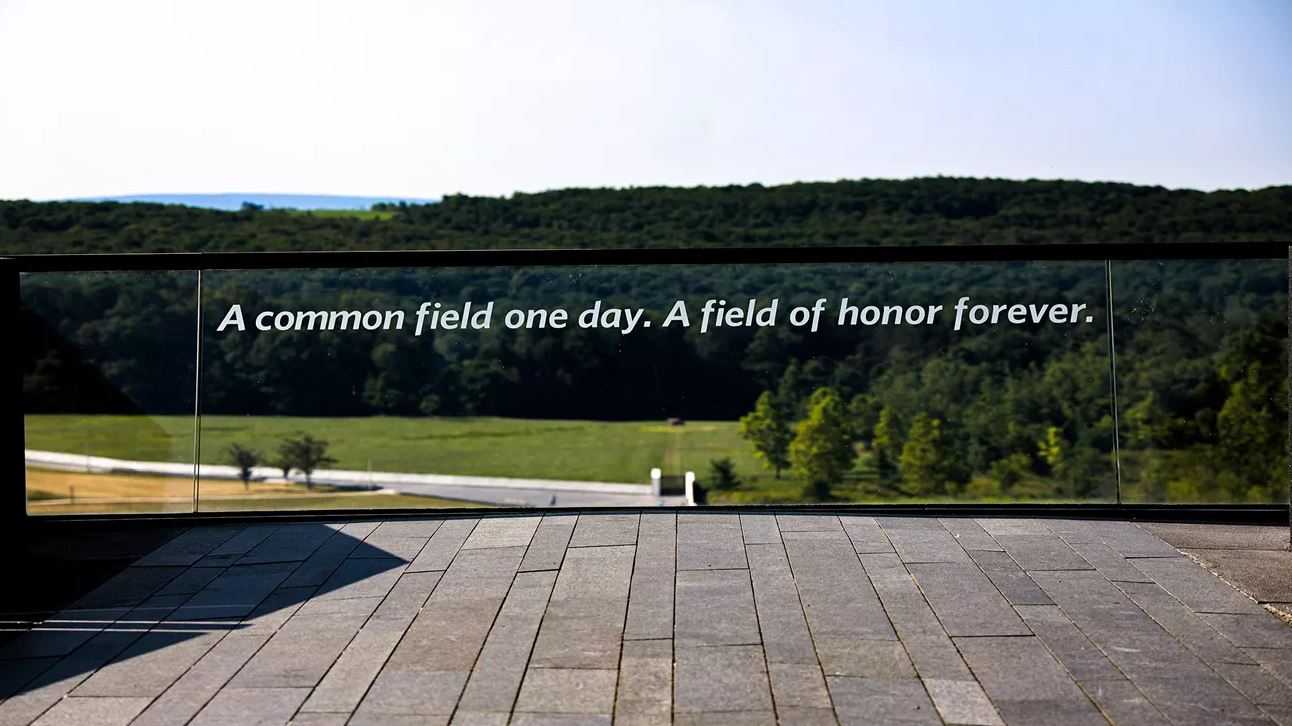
[684,471,696,506]
[650,467,662,498]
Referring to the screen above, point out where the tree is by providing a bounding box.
[707,458,742,490]
[1036,426,1066,478]
[789,387,855,500]
[273,439,295,480]
[280,433,338,488]
[871,405,903,482]
[900,414,950,496]
[847,393,880,444]
[1215,324,1285,494]
[226,443,261,491]
[739,391,792,478]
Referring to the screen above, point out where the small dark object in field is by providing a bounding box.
[667,417,686,426]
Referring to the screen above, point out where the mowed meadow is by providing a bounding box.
[24,414,767,486]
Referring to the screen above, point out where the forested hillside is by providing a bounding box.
[3,178,1291,254]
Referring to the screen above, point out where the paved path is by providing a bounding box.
[2,514,1291,725]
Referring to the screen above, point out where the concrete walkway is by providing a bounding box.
[2,514,1291,725]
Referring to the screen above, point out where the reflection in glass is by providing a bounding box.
[1113,259,1287,503]
[21,271,198,514]
[196,262,1115,510]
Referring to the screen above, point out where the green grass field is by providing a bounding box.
[24,414,768,485]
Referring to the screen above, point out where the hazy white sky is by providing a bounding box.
[1,0,1289,200]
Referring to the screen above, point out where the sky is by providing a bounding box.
[1,0,1289,200]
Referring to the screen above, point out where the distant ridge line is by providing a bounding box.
[70,193,438,211]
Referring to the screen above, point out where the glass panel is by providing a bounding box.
[197,261,1113,510]
[21,271,198,514]
[1113,259,1287,503]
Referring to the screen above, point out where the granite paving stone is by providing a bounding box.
[923,679,1004,726]
[355,667,468,718]
[672,712,774,725]
[840,516,894,553]
[0,619,146,726]
[529,545,634,669]
[29,697,149,726]
[938,517,1003,551]
[172,562,298,620]
[569,513,638,547]
[457,570,558,713]
[860,554,973,680]
[1211,662,1292,706]
[785,535,894,641]
[624,513,675,641]
[1115,581,1257,664]
[134,526,243,567]
[511,715,611,726]
[0,607,132,661]
[1133,556,1267,614]
[237,524,336,564]
[1065,540,1153,583]
[520,515,577,572]
[1246,649,1292,688]
[1201,613,1292,649]
[13,514,1292,726]
[230,596,380,689]
[738,514,781,544]
[907,563,1029,636]
[967,549,1053,605]
[370,519,444,539]
[372,570,443,620]
[776,514,842,532]
[74,566,187,609]
[71,627,226,697]
[351,535,427,560]
[674,569,760,647]
[238,586,315,635]
[992,534,1092,571]
[190,686,311,726]
[677,514,746,570]
[1012,605,1124,683]
[300,616,413,713]
[129,633,269,726]
[1078,679,1170,725]
[826,676,940,725]
[954,636,1107,725]
[674,645,772,714]
[280,526,369,588]
[614,639,672,725]
[463,516,541,550]
[816,638,915,678]
[155,566,224,597]
[386,546,525,674]
[1056,520,1182,558]
[515,668,617,714]
[768,663,832,710]
[745,543,817,665]
[195,525,280,567]
[1033,570,1266,722]
[406,518,479,572]
[312,557,407,601]
[975,518,1051,536]
[885,527,974,564]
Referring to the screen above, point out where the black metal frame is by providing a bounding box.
[6,242,1289,530]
